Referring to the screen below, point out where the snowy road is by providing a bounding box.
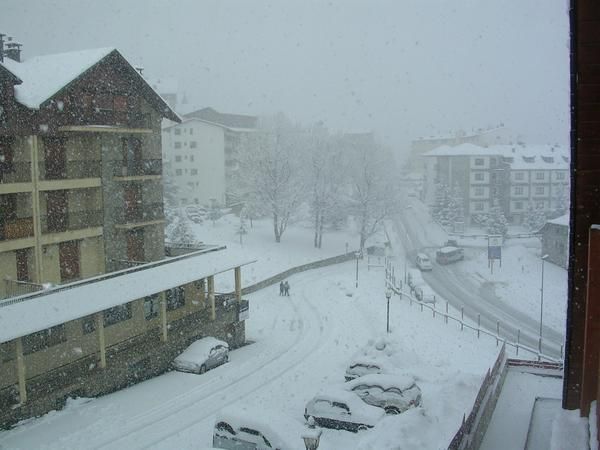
[393,200,564,360]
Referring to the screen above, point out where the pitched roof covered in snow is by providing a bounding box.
[183,107,258,129]
[0,47,180,122]
[0,248,255,344]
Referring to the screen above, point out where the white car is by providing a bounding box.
[214,406,304,450]
[415,252,433,271]
[172,337,229,374]
[304,388,385,432]
[413,285,437,304]
[343,374,422,415]
[344,359,394,381]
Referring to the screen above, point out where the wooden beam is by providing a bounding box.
[15,337,27,404]
[160,291,168,342]
[95,312,106,369]
[234,267,242,302]
[208,275,215,321]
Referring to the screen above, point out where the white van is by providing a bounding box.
[415,253,432,271]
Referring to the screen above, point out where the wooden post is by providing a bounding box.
[234,267,242,302]
[15,337,27,404]
[160,291,168,342]
[95,312,106,369]
[208,275,215,321]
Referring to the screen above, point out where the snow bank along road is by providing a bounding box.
[0,263,382,450]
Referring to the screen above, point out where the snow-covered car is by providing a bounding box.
[344,339,397,381]
[343,374,422,415]
[214,406,305,450]
[415,253,433,271]
[344,359,391,381]
[172,337,229,374]
[413,285,437,304]
[185,206,203,224]
[304,388,385,432]
[407,269,425,291]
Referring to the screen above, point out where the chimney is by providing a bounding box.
[5,41,22,62]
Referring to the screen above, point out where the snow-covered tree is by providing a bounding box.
[486,199,508,236]
[431,182,451,225]
[523,202,547,232]
[234,114,305,243]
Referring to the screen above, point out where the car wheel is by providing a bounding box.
[199,364,207,374]
[224,355,229,363]
[385,407,401,415]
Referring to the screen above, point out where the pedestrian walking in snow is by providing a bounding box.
[279,281,284,296]
[284,281,290,296]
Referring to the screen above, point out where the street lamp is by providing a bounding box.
[355,251,361,288]
[386,288,392,333]
[539,254,549,354]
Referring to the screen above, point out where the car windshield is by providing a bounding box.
[0,2,581,450]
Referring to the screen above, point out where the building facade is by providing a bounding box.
[162,107,258,207]
[423,143,569,226]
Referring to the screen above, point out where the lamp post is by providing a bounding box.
[355,251,361,288]
[386,288,392,333]
[539,254,549,354]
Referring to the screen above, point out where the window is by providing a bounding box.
[175,156,182,162]
[190,155,195,161]
[144,294,160,320]
[176,169,182,176]
[474,158,484,166]
[474,172,484,181]
[515,201,523,210]
[191,169,198,175]
[174,128,181,135]
[0,341,15,362]
[190,141,197,149]
[16,248,30,282]
[166,286,185,310]
[82,315,96,334]
[535,171,545,180]
[114,95,127,112]
[557,171,565,180]
[515,172,524,181]
[189,128,194,135]
[474,202,484,211]
[174,142,182,149]
[536,201,545,209]
[514,186,523,195]
[474,187,483,196]
[59,240,80,281]
[535,186,545,195]
[104,303,133,327]
[23,325,67,355]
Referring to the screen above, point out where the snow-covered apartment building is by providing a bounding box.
[162,107,259,207]
[422,143,570,224]
[0,43,250,425]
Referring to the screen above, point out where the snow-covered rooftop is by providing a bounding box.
[1,47,116,109]
[423,143,498,157]
[0,249,255,344]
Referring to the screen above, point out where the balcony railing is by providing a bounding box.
[115,203,164,225]
[0,217,34,241]
[39,160,102,181]
[0,162,32,184]
[40,210,103,234]
[67,110,153,129]
[2,279,43,300]
[113,159,162,178]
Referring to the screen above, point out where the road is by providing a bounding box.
[392,199,564,360]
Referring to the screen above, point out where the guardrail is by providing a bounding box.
[384,260,562,363]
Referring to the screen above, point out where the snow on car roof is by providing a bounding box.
[175,337,228,362]
[438,246,460,253]
[312,387,385,421]
[344,374,416,391]
[215,405,305,450]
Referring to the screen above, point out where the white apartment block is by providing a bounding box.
[423,143,569,224]
[162,108,258,207]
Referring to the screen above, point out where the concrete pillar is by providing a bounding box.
[199,278,206,308]
[234,267,242,302]
[29,135,44,283]
[208,275,215,321]
[95,312,106,369]
[15,337,27,404]
[160,291,168,342]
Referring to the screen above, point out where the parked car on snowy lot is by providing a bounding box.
[172,337,229,374]
[343,374,422,415]
[345,357,397,381]
[413,285,437,304]
[185,206,204,223]
[213,406,304,450]
[304,388,385,432]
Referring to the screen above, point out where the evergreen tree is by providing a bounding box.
[486,199,508,236]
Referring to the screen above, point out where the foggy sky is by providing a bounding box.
[1,0,570,153]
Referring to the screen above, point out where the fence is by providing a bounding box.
[383,259,563,363]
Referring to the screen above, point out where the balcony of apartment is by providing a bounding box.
[0,162,33,194]
[39,210,103,244]
[112,159,162,181]
[58,110,154,134]
[114,203,165,229]
[38,160,102,191]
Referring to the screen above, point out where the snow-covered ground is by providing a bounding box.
[0,216,502,450]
